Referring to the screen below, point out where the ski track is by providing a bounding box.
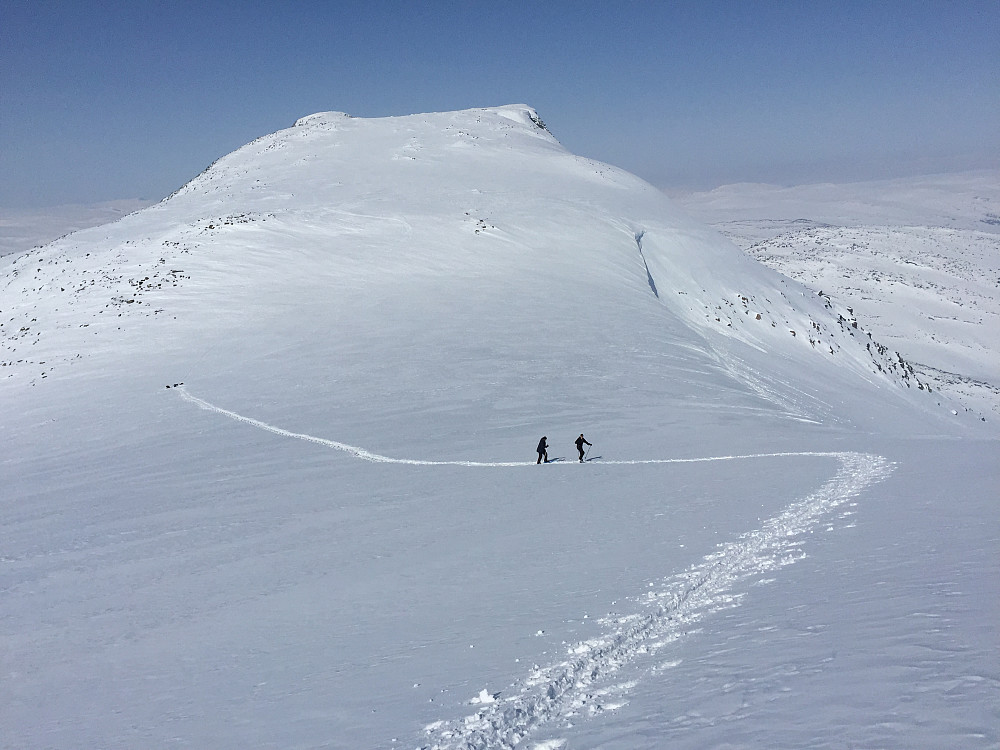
[175,388,893,749]
[420,452,893,750]
[177,387,847,467]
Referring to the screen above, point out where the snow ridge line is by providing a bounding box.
[420,451,893,750]
[177,388,844,467]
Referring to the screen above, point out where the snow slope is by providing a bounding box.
[675,172,1000,421]
[2,107,996,749]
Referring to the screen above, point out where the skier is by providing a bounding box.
[536,436,549,464]
[575,433,592,462]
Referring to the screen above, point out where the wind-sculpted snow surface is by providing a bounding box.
[421,452,893,749]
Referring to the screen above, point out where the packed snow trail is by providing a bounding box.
[177,387,847,467]
[176,388,892,747]
[421,451,893,749]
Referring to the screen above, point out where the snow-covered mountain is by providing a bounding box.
[675,172,1000,420]
[0,106,967,430]
[2,107,996,750]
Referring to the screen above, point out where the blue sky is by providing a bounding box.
[1,1,997,207]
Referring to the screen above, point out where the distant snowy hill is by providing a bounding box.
[0,199,153,258]
[675,172,1000,420]
[2,108,996,750]
[672,170,1000,243]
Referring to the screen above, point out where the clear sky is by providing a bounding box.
[2,0,998,207]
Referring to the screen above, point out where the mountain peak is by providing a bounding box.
[291,104,548,132]
[293,111,353,127]
[0,104,972,433]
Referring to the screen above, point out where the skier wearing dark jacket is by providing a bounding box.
[536,436,549,464]
[575,433,592,462]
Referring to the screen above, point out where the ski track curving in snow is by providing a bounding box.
[420,452,893,750]
[177,387,849,467]
[175,388,893,749]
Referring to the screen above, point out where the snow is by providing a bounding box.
[670,170,1000,240]
[674,172,1000,421]
[1,107,997,749]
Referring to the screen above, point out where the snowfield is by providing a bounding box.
[2,106,997,749]
[676,171,1000,421]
